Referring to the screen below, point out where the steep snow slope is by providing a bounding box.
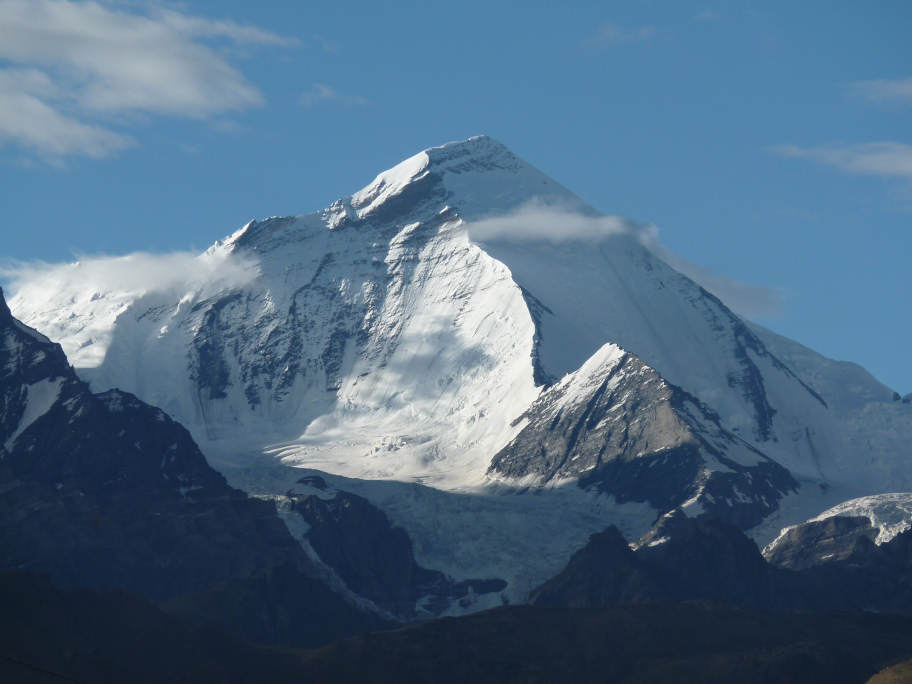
[8,136,911,581]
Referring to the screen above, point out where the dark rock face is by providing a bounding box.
[489,347,796,529]
[763,514,912,614]
[292,489,506,619]
[634,513,788,608]
[0,288,384,645]
[801,530,912,614]
[763,515,879,571]
[517,285,556,387]
[527,527,658,608]
[191,292,243,401]
[1,328,292,600]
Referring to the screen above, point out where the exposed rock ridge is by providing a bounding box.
[489,343,797,528]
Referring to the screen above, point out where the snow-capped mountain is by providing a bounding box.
[9,135,912,603]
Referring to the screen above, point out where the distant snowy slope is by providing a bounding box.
[751,323,912,492]
[750,323,898,411]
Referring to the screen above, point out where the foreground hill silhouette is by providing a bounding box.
[5,578,912,684]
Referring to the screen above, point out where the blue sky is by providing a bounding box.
[1,0,910,392]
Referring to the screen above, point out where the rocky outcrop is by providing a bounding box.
[489,344,796,529]
[527,526,657,607]
[763,516,879,571]
[763,493,912,570]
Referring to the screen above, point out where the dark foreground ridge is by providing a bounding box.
[4,574,912,684]
[299,603,912,684]
[531,512,912,615]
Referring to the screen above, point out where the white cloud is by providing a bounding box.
[774,142,912,184]
[153,8,299,47]
[851,77,912,106]
[465,199,633,243]
[299,83,369,108]
[583,23,655,50]
[464,200,783,318]
[0,88,132,160]
[1,249,259,299]
[0,68,133,158]
[0,0,294,160]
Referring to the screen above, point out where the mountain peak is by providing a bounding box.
[226,136,582,251]
[347,135,582,224]
[424,135,523,172]
[347,135,522,219]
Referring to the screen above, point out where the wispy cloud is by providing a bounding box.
[465,199,632,243]
[773,142,912,185]
[0,71,133,159]
[152,8,299,47]
[0,0,295,161]
[464,200,782,318]
[299,83,369,108]
[583,23,655,50]
[850,77,912,106]
[1,249,259,300]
